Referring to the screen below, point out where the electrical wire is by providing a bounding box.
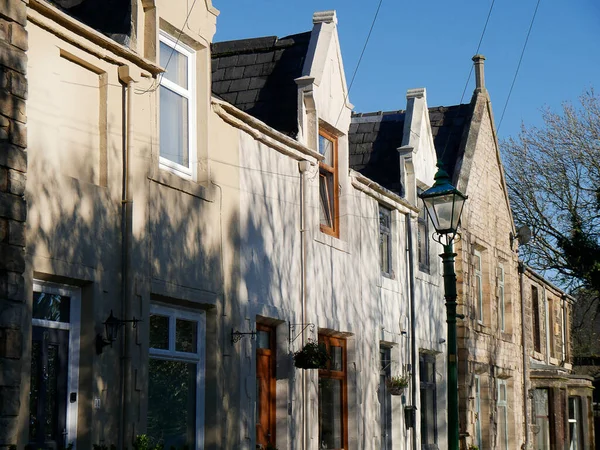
[334,0,384,127]
[135,0,198,95]
[440,0,496,161]
[497,0,542,133]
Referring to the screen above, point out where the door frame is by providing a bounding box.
[256,323,276,447]
[32,280,81,449]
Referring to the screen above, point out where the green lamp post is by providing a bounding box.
[419,161,467,450]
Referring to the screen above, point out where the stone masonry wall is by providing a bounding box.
[456,94,526,449]
[0,0,28,447]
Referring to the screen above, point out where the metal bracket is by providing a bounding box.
[231,329,256,345]
[289,323,315,346]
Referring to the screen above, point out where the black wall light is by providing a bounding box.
[96,310,141,354]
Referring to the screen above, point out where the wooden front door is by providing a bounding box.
[256,324,276,448]
[29,326,69,450]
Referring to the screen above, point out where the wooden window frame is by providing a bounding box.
[256,323,276,448]
[379,205,392,276]
[532,286,542,353]
[498,265,505,332]
[474,250,483,324]
[419,352,438,446]
[497,379,509,450]
[379,346,392,450]
[318,335,348,450]
[474,375,482,450]
[417,193,430,272]
[318,128,339,237]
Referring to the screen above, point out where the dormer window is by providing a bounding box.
[318,129,338,237]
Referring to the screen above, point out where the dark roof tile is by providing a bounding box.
[348,103,474,194]
[237,53,258,66]
[229,78,251,92]
[211,31,311,137]
[224,66,244,80]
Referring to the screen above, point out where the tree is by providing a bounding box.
[501,90,600,296]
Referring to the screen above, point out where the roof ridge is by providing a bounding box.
[211,31,311,56]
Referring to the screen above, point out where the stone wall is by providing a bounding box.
[0,0,28,447]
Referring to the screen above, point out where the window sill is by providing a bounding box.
[500,331,513,342]
[314,232,349,253]
[149,170,215,202]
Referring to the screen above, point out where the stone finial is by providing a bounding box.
[406,88,426,99]
[472,54,486,92]
[313,10,337,25]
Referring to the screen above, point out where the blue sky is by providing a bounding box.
[213,0,599,141]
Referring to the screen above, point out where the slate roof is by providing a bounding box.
[349,111,406,195]
[349,103,474,194]
[211,32,312,137]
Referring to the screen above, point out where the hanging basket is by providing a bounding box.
[293,341,330,369]
[386,375,409,396]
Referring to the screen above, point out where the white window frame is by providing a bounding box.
[149,303,206,450]
[158,31,196,179]
[474,250,483,324]
[497,379,509,450]
[32,280,81,450]
[498,265,505,332]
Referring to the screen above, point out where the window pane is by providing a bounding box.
[330,346,342,371]
[45,344,59,440]
[498,405,508,450]
[32,292,70,323]
[176,319,197,353]
[319,134,334,166]
[257,330,270,349]
[160,41,188,89]
[148,359,196,449]
[319,171,334,228]
[150,315,169,350]
[319,378,342,449]
[160,86,189,168]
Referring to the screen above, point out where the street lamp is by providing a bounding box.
[419,161,467,450]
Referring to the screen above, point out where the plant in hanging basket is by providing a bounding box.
[294,340,330,369]
[386,374,410,395]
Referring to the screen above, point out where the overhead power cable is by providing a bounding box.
[497,0,542,132]
[440,0,496,160]
[135,0,198,95]
[334,0,384,127]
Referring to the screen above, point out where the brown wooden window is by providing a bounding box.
[318,335,348,450]
[318,129,339,237]
[256,324,276,448]
[417,193,430,272]
[532,286,541,353]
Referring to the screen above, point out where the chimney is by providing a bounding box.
[472,54,486,93]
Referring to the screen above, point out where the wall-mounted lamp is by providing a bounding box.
[96,310,141,355]
[439,338,446,344]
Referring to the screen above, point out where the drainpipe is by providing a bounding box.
[519,262,529,450]
[405,214,417,450]
[298,160,311,450]
[118,65,134,450]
